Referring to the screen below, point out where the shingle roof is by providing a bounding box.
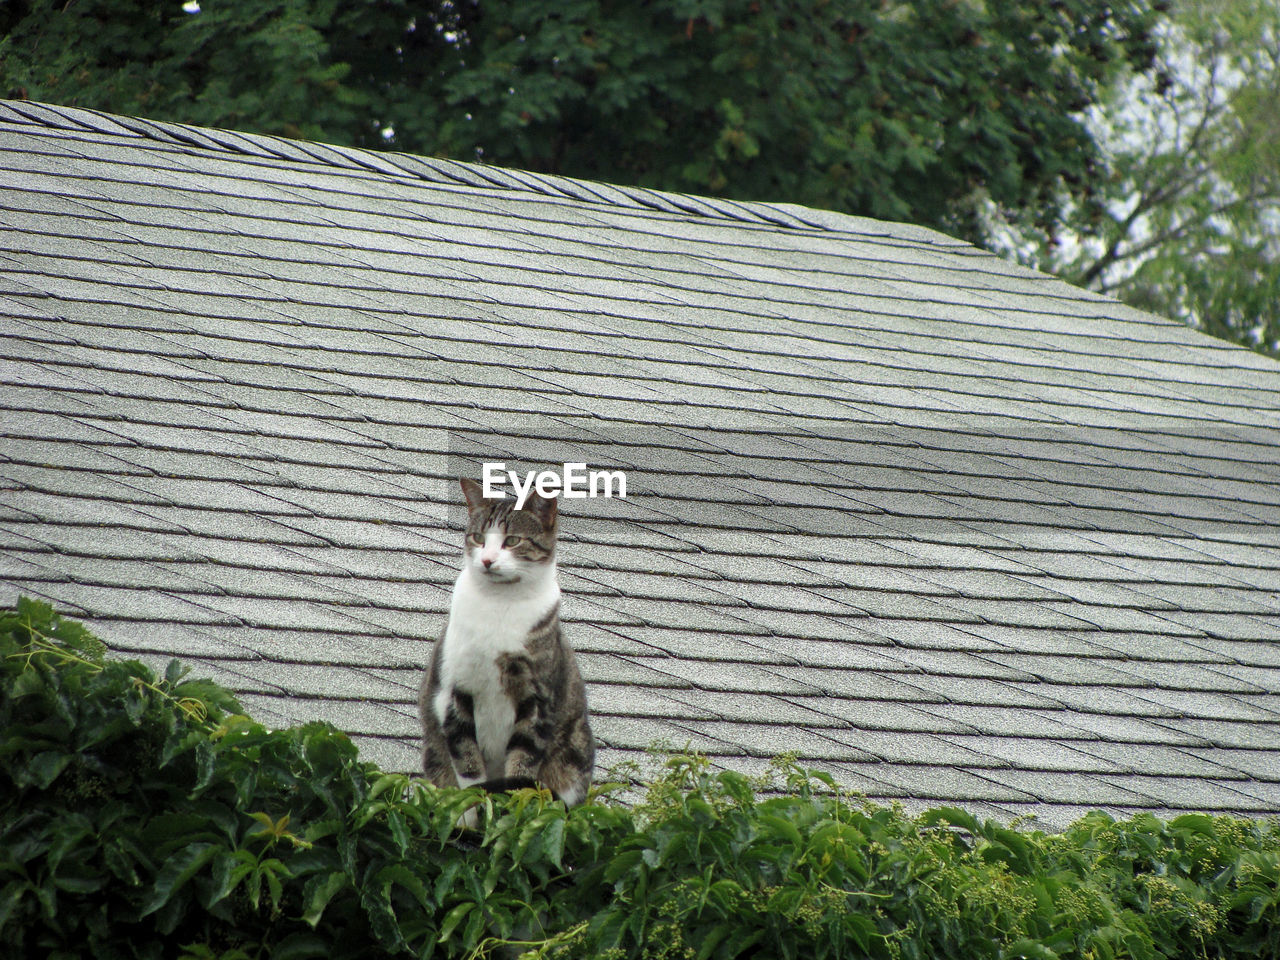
[2,99,1279,829]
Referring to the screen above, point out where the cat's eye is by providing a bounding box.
[467,532,484,546]
[503,536,524,548]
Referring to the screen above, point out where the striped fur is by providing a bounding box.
[418,478,595,806]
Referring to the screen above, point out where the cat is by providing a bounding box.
[418,477,595,809]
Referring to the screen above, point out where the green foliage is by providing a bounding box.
[427,0,1160,246]
[4,598,1279,959]
[0,0,1160,247]
[0,0,387,144]
[1021,0,1280,356]
[0,597,614,959]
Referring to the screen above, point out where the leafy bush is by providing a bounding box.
[0,598,612,960]
[2,598,1278,959]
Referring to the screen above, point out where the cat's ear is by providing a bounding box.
[460,478,487,511]
[526,491,558,527]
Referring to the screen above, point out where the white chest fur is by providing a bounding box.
[434,565,559,780]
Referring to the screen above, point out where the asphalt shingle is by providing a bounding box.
[2,99,1279,826]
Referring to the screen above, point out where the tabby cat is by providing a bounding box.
[418,478,594,806]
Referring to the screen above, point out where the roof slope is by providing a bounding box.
[2,99,1279,828]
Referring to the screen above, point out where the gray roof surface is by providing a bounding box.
[2,99,1279,829]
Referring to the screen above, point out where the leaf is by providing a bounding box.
[377,863,431,911]
[51,870,104,894]
[102,837,143,886]
[760,814,802,847]
[987,827,1035,875]
[142,813,225,857]
[918,806,981,835]
[301,818,344,846]
[369,773,406,800]
[386,807,410,856]
[1004,940,1060,960]
[160,727,206,768]
[205,849,257,907]
[706,878,744,913]
[190,740,217,797]
[696,922,732,960]
[463,904,485,948]
[846,913,876,953]
[766,886,804,918]
[270,933,329,960]
[0,880,28,933]
[511,811,554,866]
[9,667,47,701]
[432,858,464,907]
[543,814,566,870]
[301,871,349,928]
[1169,814,1216,836]
[605,849,644,884]
[164,658,191,687]
[361,883,403,949]
[722,926,765,958]
[22,751,73,789]
[439,901,474,943]
[262,858,287,911]
[138,843,219,918]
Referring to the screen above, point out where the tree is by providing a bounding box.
[1,0,1161,251]
[0,0,469,146]
[428,0,1166,246]
[1013,0,1280,355]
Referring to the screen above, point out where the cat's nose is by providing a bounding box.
[482,556,494,568]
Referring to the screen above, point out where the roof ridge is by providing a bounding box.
[0,97,965,244]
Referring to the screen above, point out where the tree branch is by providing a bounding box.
[1094,188,1280,293]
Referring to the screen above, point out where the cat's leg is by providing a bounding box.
[435,687,486,827]
[419,670,456,788]
[543,712,594,807]
[497,652,551,782]
[419,640,460,789]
